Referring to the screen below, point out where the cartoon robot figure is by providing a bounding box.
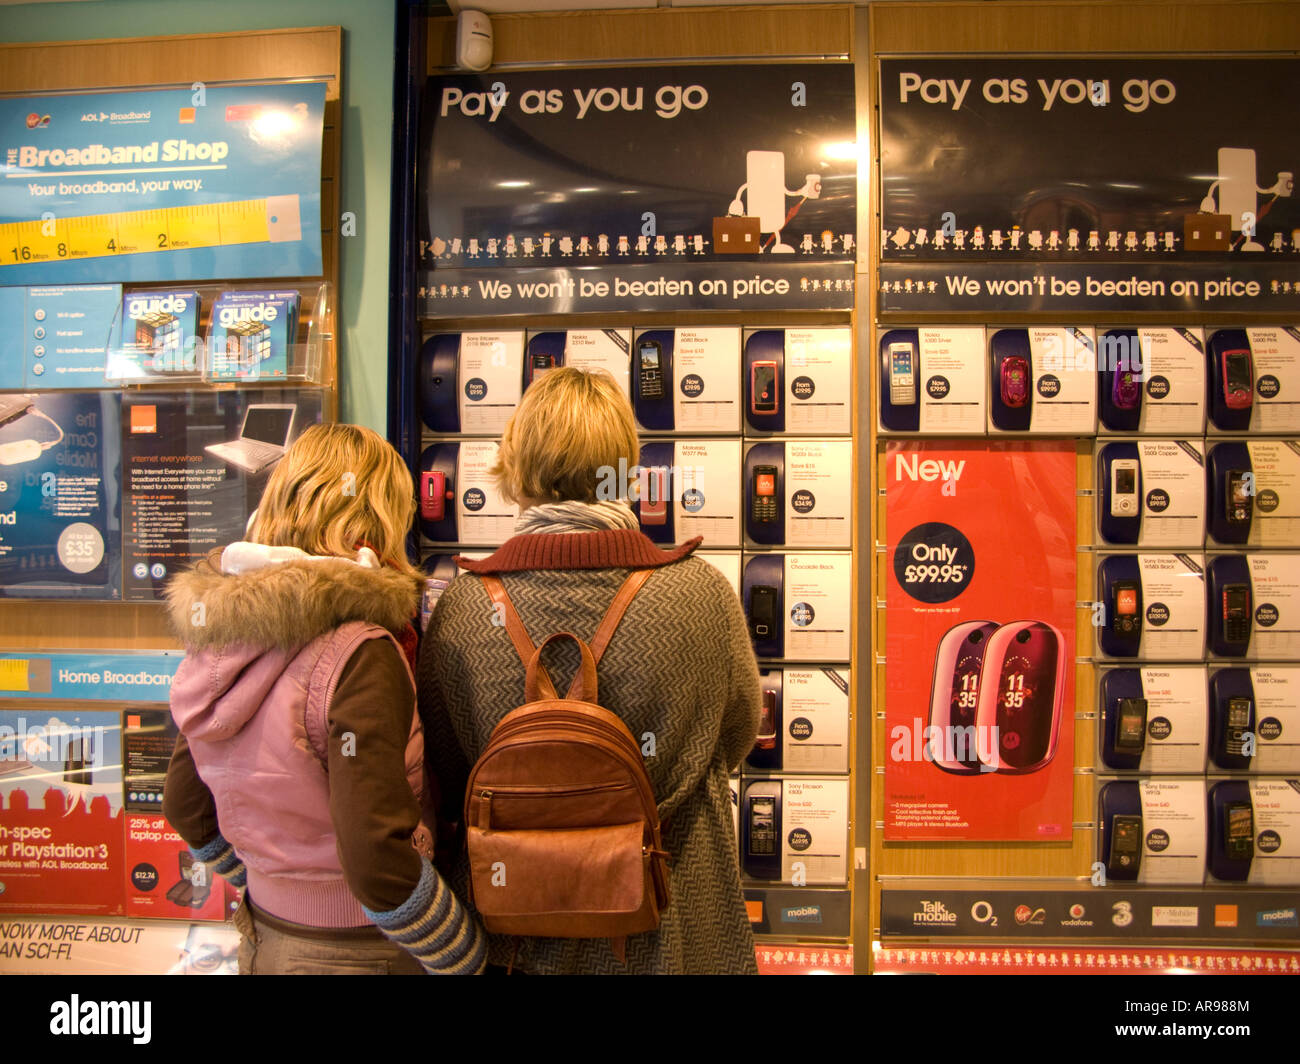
[904,279,914,293]
[1272,280,1281,294]
[654,234,668,254]
[1106,231,1121,251]
[810,279,821,292]
[913,229,928,248]
[504,235,517,257]
[439,284,449,298]
[842,234,854,254]
[1009,227,1024,251]
[1199,148,1294,252]
[1047,230,1061,251]
[1027,230,1043,250]
[692,235,705,254]
[1143,231,1158,252]
[597,234,610,256]
[672,234,687,254]
[800,278,809,292]
[1124,231,1138,251]
[927,280,937,293]
[932,229,947,251]
[1271,232,1285,252]
[467,238,481,258]
[636,234,650,255]
[559,236,574,256]
[800,233,815,254]
[727,149,822,253]
[1088,230,1101,251]
[522,236,535,257]
[953,229,967,249]
[890,227,911,249]
[880,277,891,293]
[972,226,985,250]
[834,278,844,291]
[617,235,630,255]
[821,231,835,253]
[577,236,591,256]
[460,286,470,297]
[990,229,1004,250]
[541,235,554,256]
[1067,229,1080,251]
[1162,232,1176,251]
[485,238,499,257]
[450,237,463,256]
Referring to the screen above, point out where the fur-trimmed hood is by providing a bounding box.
[166,545,421,651]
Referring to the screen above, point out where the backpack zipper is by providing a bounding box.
[479,781,631,799]
[474,781,634,831]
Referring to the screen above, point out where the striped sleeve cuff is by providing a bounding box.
[189,833,247,889]
[363,859,486,975]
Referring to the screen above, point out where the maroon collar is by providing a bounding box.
[454,529,702,573]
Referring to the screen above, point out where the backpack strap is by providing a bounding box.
[481,574,558,700]
[588,568,654,663]
[482,569,654,700]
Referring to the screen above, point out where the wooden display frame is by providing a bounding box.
[407,4,863,965]
[0,27,342,650]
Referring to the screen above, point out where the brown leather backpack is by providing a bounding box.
[464,569,670,961]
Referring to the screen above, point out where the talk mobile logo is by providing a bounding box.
[912,900,958,925]
[1256,908,1298,927]
[782,905,822,924]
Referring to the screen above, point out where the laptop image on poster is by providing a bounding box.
[205,403,297,475]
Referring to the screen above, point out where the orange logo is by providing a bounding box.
[130,405,157,434]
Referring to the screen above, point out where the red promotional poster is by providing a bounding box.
[0,709,125,915]
[885,441,1077,840]
[123,813,234,923]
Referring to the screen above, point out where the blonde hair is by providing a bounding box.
[247,423,419,576]
[492,367,639,505]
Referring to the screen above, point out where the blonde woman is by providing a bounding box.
[421,368,761,974]
[162,423,485,975]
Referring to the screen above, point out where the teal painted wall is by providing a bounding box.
[0,0,398,432]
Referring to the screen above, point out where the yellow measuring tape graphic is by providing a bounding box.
[1,194,302,267]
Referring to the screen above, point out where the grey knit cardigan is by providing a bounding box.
[418,530,761,974]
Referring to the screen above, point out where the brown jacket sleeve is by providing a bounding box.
[326,637,424,914]
[161,732,221,850]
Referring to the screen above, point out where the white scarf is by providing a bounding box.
[513,500,639,535]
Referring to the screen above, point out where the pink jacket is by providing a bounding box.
[166,547,429,927]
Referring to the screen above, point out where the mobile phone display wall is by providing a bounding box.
[389,7,861,963]
[867,2,1300,971]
